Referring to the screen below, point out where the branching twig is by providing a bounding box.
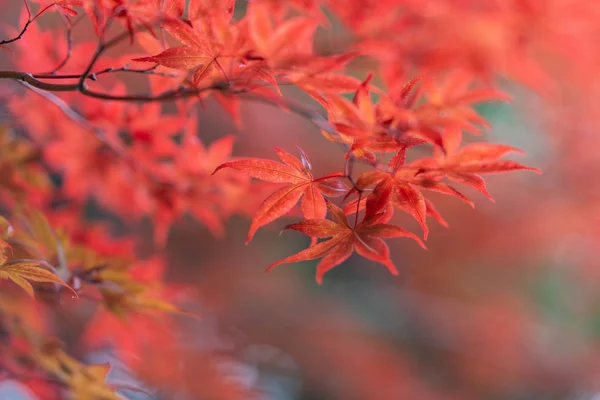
[0,71,78,91]
[0,13,340,130]
[33,64,178,81]
[0,1,58,46]
[0,13,382,192]
[45,13,76,74]
[0,0,32,46]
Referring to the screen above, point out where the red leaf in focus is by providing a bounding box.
[267,201,425,284]
[213,148,347,243]
[416,139,541,201]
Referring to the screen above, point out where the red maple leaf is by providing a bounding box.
[349,149,432,240]
[132,18,222,85]
[247,1,318,69]
[213,147,347,243]
[344,145,476,239]
[267,200,425,284]
[414,129,542,201]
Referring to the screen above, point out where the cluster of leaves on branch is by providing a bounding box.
[0,199,189,395]
[3,0,590,397]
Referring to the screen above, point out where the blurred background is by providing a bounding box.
[1,1,600,400]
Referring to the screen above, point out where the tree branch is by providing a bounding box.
[0,71,78,91]
[33,64,178,81]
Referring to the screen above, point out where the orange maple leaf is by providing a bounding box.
[32,338,121,400]
[247,1,317,68]
[133,18,230,86]
[344,147,475,238]
[415,131,542,201]
[267,201,425,284]
[213,147,347,243]
[0,260,77,298]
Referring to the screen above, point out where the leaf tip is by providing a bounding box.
[385,261,399,276]
[414,236,427,249]
[265,262,278,273]
[211,165,225,175]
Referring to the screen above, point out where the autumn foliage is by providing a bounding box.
[0,0,598,399]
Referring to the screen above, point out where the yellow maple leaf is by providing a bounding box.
[0,260,77,298]
[32,338,122,400]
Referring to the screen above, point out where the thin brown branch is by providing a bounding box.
[0,69,218,100]
[1,13,341,133]
[0,67,339,138]
[0,0,32,46]
[45,14,75,74]
[46,14,89,74]
[0,1,58,46]
[33,63,178,81]
[0,71,78,91]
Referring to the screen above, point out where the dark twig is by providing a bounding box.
[50,26,73,73]
[0,13,368,190]
[0,71,78,91]
[46,14,89,74]
[45,13,76,74]
[33,64,178,81]
[0,0,32,46]
[0,1,57,46]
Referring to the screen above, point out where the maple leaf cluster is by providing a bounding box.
[0,206,196,397]
[2,0,542,283]
[6,0,599,397]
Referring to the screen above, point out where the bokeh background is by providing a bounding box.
[1,1,600,400]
